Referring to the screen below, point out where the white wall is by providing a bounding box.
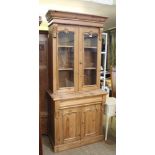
[39,0,116,30]
[83,0,114,5]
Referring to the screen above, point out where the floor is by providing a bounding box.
[42,135,116,155]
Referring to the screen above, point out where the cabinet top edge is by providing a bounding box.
[46,10,108,24]
[47,89,107,101]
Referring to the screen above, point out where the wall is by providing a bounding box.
[39,19,48,31]
[39,0,116,31]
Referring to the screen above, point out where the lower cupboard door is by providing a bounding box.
[62,108,81,143]
[82,104,102,138]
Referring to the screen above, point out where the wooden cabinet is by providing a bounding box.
[46,10,107,152]
[48,93,105,152]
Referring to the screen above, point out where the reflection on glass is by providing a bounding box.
[59,70,74,87]
[84,33,97,47]
[84,70,96,85]
[102,35,106,52]
[84,48,97,68]
[58,31,74,46]
[101,54,105,69]
[58,47,74,68]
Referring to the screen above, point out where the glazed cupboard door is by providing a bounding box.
[57,25,78,93]
[79,27,101,91]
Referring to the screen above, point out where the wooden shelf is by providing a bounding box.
[58,45,74,48]
[59,68,74,71]
[84,46,97,49]
[84,67,96,70]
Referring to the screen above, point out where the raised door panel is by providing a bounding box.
[79,27,101,91]
[56,108,81,144]
[61,108,81,144]
[81,104,102,138]
[56,25,78,93]
[62,108,81,143]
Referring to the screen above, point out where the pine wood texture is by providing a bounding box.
[46,10,107,28]
[47,91,106,152]
[46,10,107,152]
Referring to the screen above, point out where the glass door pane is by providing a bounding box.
[83,33,98,85]
[58,31,74,46]
[58,31,74,88]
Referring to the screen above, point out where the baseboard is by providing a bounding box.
[53,135,104,152]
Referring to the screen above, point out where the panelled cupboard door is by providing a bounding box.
[81,104,102,138]
[56,25,78,93]
[79,27,101,91]
[61,108,81,144]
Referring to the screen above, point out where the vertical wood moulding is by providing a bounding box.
[99,28,104,40]
[52,24,58,92]
[52,24,58,38]
[97,28,102,88]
